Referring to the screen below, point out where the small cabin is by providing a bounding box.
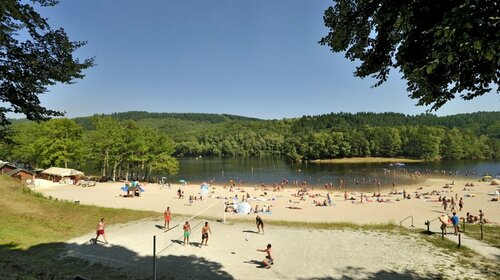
[6,168,34,183]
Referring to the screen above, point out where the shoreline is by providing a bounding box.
[309,157,424,164]
[36,176,500,230]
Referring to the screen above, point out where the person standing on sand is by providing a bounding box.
[94,218,108,244]
[479,210,485,223]
[440,218,447,236]
[183,221,191,246]
[200,222,212,247]
[256,214,264,234]
[344,191,348,200]
[257,244,274,269]
[458,198,463,211]
[451,212,460,235]
[164,206,172,230]
[442,197,448,210]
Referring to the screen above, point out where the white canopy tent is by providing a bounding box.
[41,167,84,177]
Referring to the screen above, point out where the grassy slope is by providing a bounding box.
[0,176,159,279]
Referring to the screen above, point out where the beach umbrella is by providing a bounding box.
[236,202,252,214]
[179,179,186,185]
[200,184,209,196]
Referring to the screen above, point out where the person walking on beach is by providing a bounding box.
[344,190,348,200]
[451,212,460,235]
[458,198,464,211]
[183,221,191,246]
[256,214,264,234]
[94,218,108,244]
[442,197,448,211]
[257,244,274,269]
[450,198,456,211]
[200,222,212,247]
[479,210,485,223]
[164,206,172,230]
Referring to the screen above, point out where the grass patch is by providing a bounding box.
[461,223,500,249]
[309,157,423,164]
[222,216,403,233]
[416,230,499,279]
[0,175,159,279]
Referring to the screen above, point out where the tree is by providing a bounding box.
[0,0,93,128]
[320,0,499,110]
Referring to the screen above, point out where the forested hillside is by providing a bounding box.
[75,111,500,161]
[3,112,500,170]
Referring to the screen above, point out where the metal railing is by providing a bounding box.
[399,215,414,227]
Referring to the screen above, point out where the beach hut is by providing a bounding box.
[40,167,84,183]
[6,168,34,183]
[0,163,17,175]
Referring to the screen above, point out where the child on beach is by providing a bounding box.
[94,218,108,244]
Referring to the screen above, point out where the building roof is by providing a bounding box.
[41,167,84,177]
[6,168,33,176]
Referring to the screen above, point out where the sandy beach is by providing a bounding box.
[34,177,499,279]
[37,177,500,229]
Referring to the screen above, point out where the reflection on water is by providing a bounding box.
[167,158,500,191]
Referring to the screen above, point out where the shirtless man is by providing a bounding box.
[257,244,274,269]
[164,206,172,230]
[183,221,191,246]
[94,218,108,244]
[200,222,212,247]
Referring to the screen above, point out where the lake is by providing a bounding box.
[167,158,500,191]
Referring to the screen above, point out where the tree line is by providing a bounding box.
[0,117,179,181]
[1,112,499,175]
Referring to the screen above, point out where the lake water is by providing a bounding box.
[168,158,500,191]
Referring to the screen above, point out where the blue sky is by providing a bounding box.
[33,0,499,119]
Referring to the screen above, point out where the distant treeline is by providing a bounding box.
[81,111,500,161]
[3,112,500,170]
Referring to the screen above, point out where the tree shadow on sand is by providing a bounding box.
[0,241,234,280]
[297,266,444,280]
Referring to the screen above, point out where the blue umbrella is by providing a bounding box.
[179,179,186,184]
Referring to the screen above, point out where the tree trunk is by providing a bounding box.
[112,161,120,182]
[125,164,130,181]
[102,152,108,178]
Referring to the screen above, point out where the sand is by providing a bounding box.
[38,177,500,229]
[65,218,486,279]
[36,177,499,279]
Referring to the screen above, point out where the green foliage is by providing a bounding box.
[0,0,94,129]
[320,0,499,110]
[3,112,499,169]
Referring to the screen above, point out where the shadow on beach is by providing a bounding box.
[0,241,485,279]
[0,242,234,280]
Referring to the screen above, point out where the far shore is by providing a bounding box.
[310,157,424,164]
